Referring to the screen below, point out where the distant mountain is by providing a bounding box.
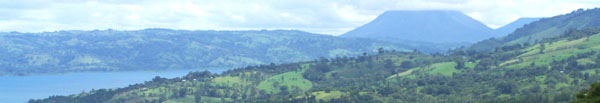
[341,10,494,43]
[0,29,417,76]
[493,17,542,37]
[468,8,600,51]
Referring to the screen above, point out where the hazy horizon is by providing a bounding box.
[1,0,599,35]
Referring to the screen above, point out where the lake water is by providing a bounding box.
[0,69,227,103]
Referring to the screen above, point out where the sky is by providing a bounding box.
[0,0,598,35]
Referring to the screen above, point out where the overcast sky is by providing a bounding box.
[0,0,598,35]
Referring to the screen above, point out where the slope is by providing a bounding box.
[469,8,600,52]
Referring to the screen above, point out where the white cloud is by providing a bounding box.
[0,0,598,35]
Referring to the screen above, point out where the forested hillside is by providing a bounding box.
[0,29,423,76]
[469,8,600,52]
[30,27,600,103]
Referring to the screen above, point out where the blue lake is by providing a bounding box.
[0,69,227,103]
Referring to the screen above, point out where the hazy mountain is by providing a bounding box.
[341,10,494,43]
[0,29,418,76]
[468,8,600,51]
[493,17,542,37]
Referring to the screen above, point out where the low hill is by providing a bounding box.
[341,10,494,43]
[30,27,600,103]
[0,29,417,76]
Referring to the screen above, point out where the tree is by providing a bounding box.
[319,57,329,63]
[475,58,494,71]
[178,88,188,98]
[158,96,167,102]
[585,73,590,80]
[455,61,465,69]
[496,82,517,94]
[195,94,202,103]
[231,93,239,100]
[384,59,394,69]
[378,48,385,54]
[314,63,331,72]
[152,76,167,83]
[574,82,600,103]
[539,43,545,54]
[279,86,289,95]
[378,86,395,96]
[596,54,600,63]
[400,61,414,69]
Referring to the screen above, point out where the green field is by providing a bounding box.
[581,69,599,75]
[257,64,313,94]
[388,68,416,78]
[311,90,347,102]
[505,33,600,69]
[212,76,247,87]
[427,62,459,77]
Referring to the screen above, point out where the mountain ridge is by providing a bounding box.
[493,17,542,37]
[0,29,421,76]
[468,8,600,52]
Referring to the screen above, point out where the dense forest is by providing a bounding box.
[29,27,600,103]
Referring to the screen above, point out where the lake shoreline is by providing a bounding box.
[0,67,231,77]
[0,68,228,103]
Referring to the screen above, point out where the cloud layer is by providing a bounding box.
[0,0,598,35]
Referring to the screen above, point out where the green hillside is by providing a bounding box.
[0,29,421,76]
[29,27,600,103]
[468,8,600,52]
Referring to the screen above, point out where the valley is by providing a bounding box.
[1,2,600,103]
